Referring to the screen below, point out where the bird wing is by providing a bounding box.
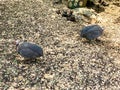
[81,25,102,34]
[19,48,39,58]
[81,25,103,39]
[18,42,43,56]
[81,25,96,37]
[86,29,102,40]
[27,43,43,56]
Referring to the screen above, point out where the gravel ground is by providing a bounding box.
[0,0,120,90]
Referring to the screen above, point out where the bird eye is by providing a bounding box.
[16,43,19,47]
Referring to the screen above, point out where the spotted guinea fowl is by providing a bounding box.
[80,24,104,41]
[15,40,43,59]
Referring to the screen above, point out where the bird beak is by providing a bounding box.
[12,41,16,45]
[101,26,105,30]
[12,41,17,50]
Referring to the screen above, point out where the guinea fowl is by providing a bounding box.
[15,40,43,59]
[80,24,104,41]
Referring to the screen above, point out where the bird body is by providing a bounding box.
[80,25,103,40]
[16,41,43,59]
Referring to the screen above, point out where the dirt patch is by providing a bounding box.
[0,0,120,90]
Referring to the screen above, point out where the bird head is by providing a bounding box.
[12,40,21,50]
[14,40,21,47]
[13,40,27,46]
[101,26,105,31]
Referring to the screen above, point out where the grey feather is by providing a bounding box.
[17,42,43,59]
[80,25,103,40]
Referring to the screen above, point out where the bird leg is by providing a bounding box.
[87,39,96,45]
[95,38,101,42]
